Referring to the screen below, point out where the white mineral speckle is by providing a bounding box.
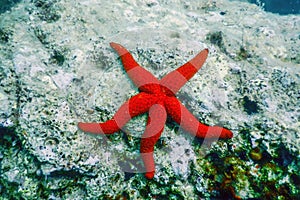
[169,135,195,179]
[51,70,74,89]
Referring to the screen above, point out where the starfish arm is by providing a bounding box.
[78,92,159,134]
[140,103,167,179]
[110,42,161,93]
[160,49,208,95]
[164,97,233,139]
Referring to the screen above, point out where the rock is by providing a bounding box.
[0,0,299,199]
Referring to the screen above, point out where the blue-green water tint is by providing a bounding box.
[250,0,300,15]
[0,0,21,14]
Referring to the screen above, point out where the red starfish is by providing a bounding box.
[78,42,233,179]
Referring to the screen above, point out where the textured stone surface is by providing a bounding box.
[0,0,299,199]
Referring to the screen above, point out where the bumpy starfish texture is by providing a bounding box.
[78,42,233,179]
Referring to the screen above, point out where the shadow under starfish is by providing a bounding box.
[78,42,233,179]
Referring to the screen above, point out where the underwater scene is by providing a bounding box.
[0,0,299,199]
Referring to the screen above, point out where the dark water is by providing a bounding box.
[0,0,21,14]
[250,0,300,15]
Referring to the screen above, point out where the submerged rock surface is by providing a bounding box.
[0,0,299,199]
